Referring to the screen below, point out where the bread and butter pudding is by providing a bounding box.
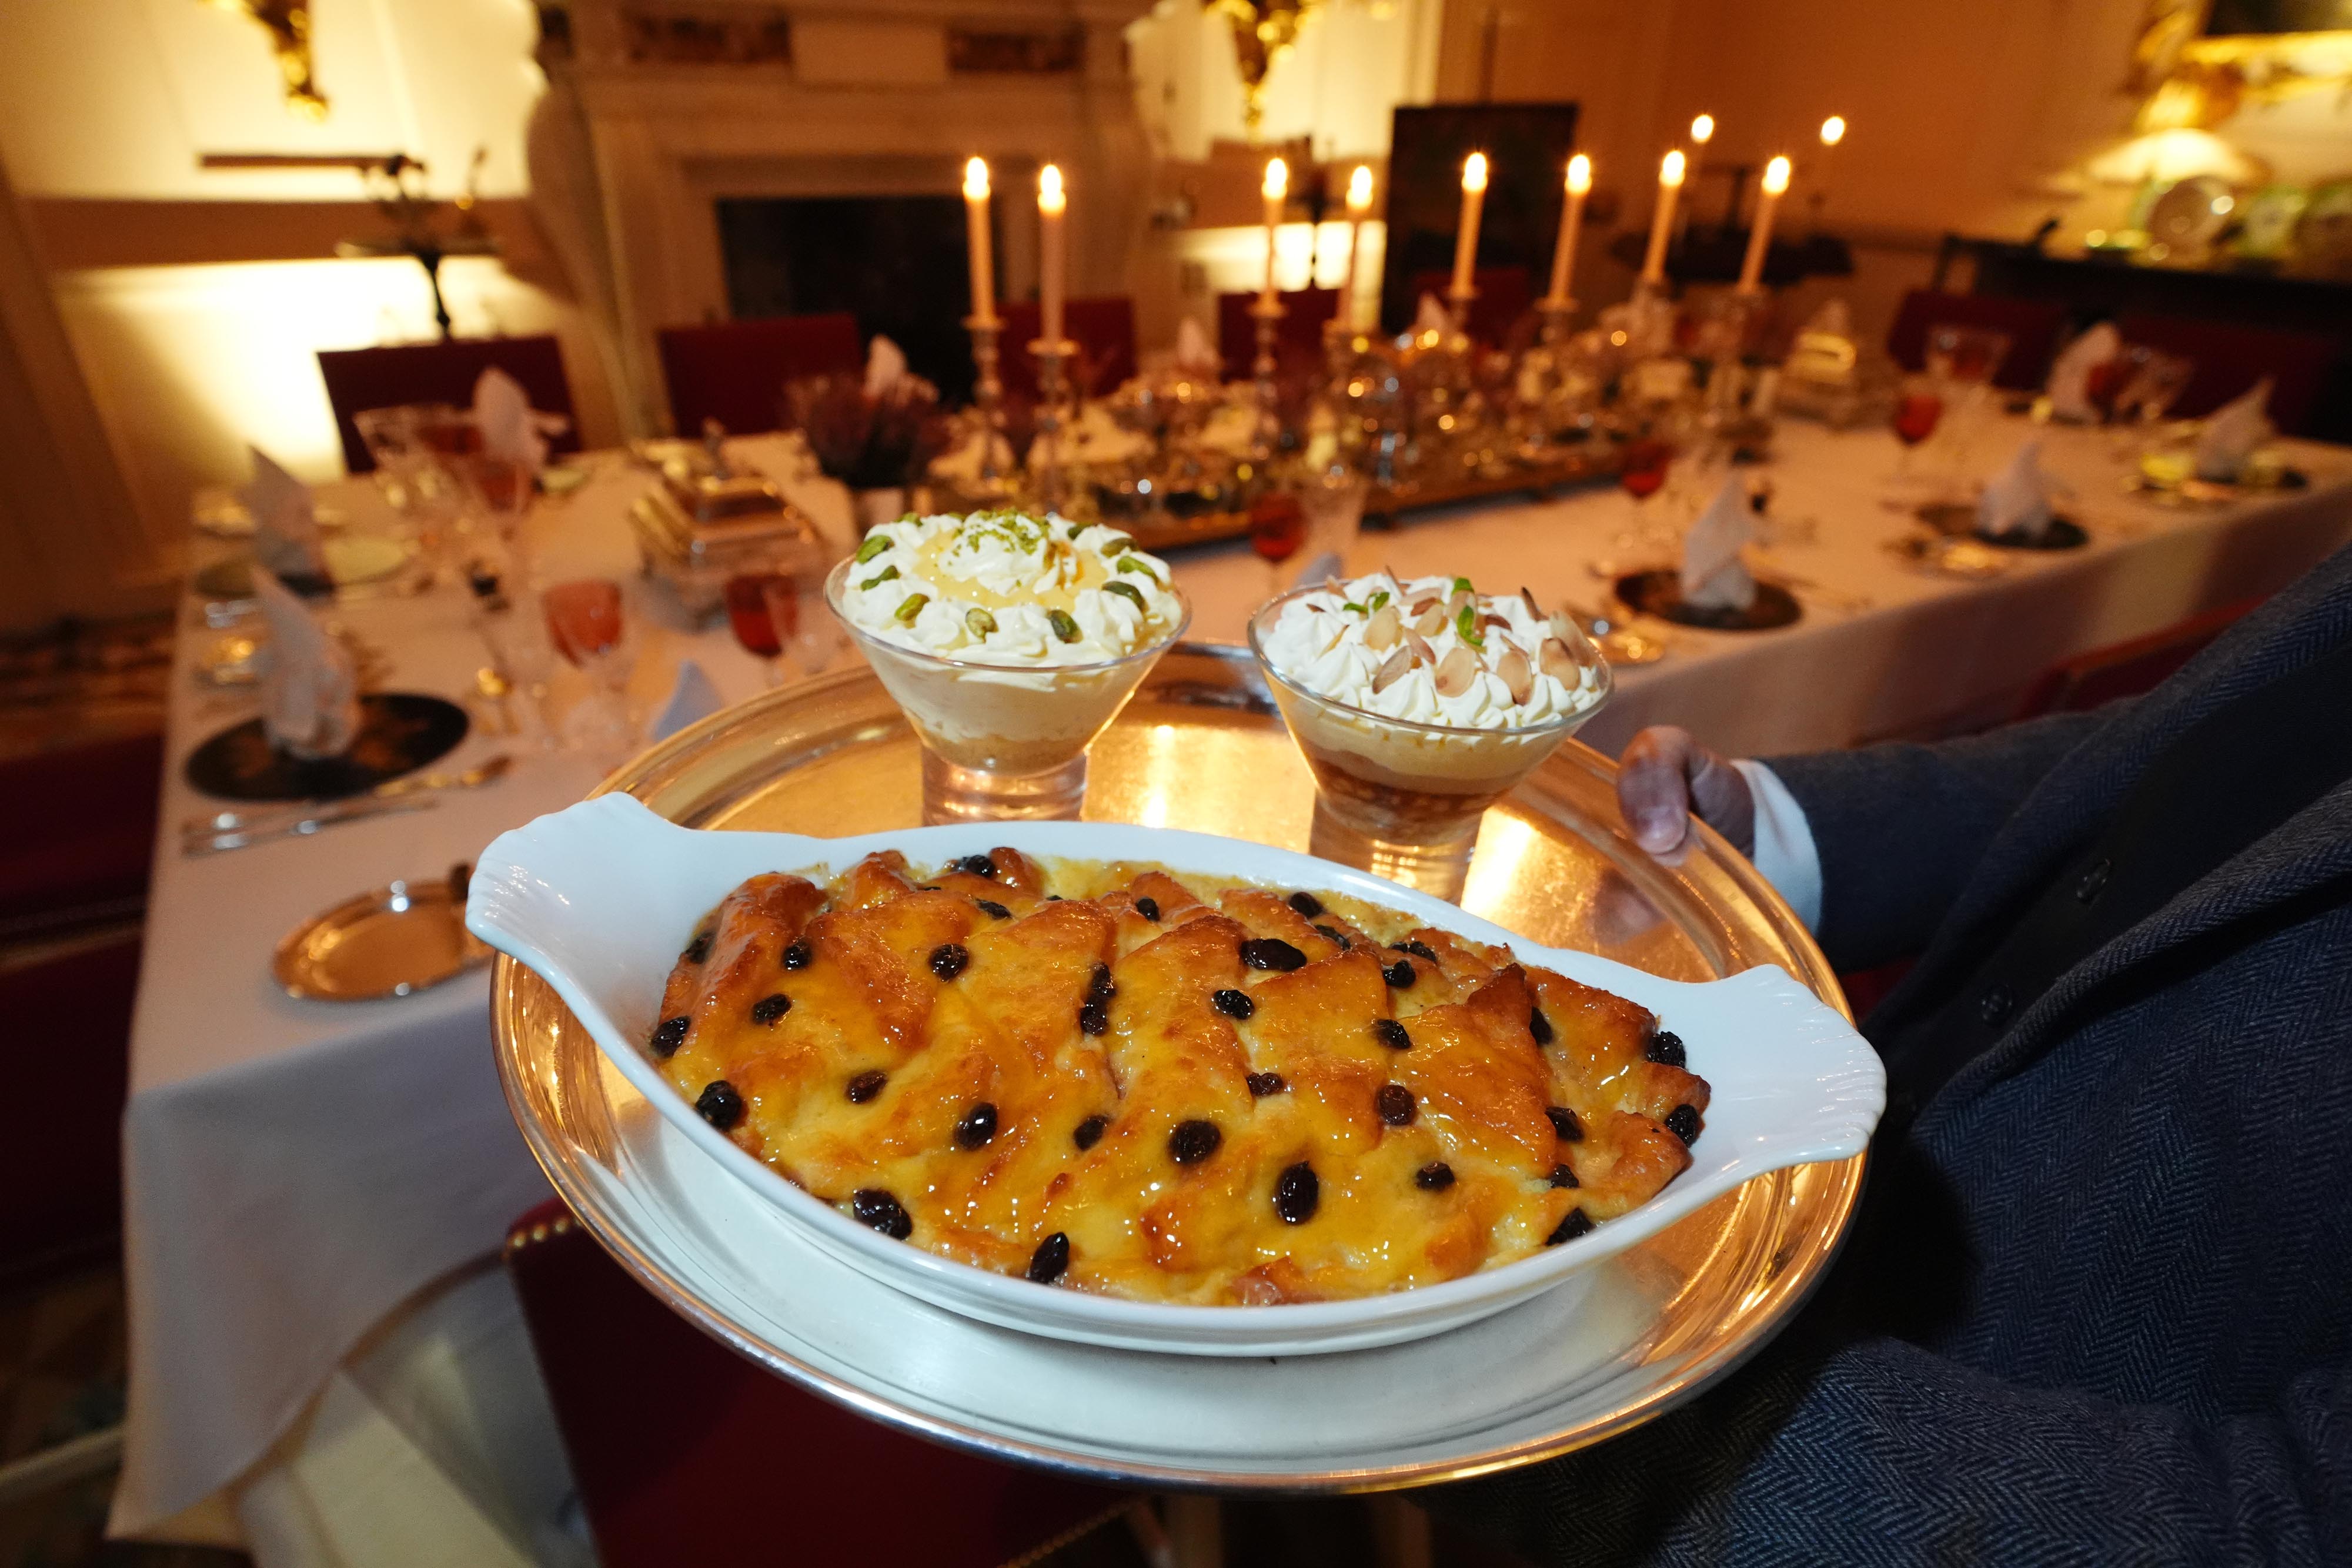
[646,846,1707,1305]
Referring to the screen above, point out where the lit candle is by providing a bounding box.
[1820,115,1847,148]
[1450,151,1488,299]
[1816,116,1846,226]
[1037,163,1066,346]
[1690,113,1715,148]
[963,158,995,326]
[1738,155,1790,293]
[1342,163,1373,329]
[1546,153,1591,305]
[1260,157,1287,305]
[1641,149,1685,286]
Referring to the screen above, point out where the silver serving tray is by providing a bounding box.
[489,643,1863,1489]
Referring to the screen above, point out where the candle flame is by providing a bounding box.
[1038,163,1065,214]
[1462,152,1488,192]
[1690,113,1715,145]
[1347,164,1374,212]
[1566,153,1591,195]
[1263,158,1288,201]
[1661,149,1686,188]
[963,157,989,201]
[1763,155,1791,195]
[1820,115,1847,146]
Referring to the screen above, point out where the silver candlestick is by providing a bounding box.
[1534,296,1578,350]
[1028,334,1079,514]
[1250,296,1285,460]
[1446,280,1479,346]
[964,313,1009,497]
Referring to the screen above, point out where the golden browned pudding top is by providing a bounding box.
[649,848,1709,1305]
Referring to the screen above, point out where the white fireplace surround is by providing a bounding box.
[537,0,1157,437]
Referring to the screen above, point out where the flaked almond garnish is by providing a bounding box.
[1407,594,1439,616]
[1411,604,1448,637]
[1434,645,1479,697]
[1364,604,1402,651]
[1404,628,1435,664]
[1548,610,1581,644]
[1372,644,1414,694]
[1481,613,1511,632]
[1521,586,1545,619]
[1539,636,1580,682]
[1496,646,1534,705]
[1447,588,1475,617]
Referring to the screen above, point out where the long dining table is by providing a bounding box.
[112,416,2352,1562]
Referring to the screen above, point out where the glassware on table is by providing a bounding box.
[1248,487,1308,591]
[1246,588,1612,903]
[1922,324,2010,482]
[1295,471,1368,577]
[826,559,1191,825]
[544,577,639,764]
[1890,376,1945,486]
[725,571,786,680]
[2109,346,2195,456]
[725,566,844,686]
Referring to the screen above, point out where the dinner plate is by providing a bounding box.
[1613,570,1800,631]
[183,692,470,801]
[275,867,490,1000]
[486,646,1874,1486]
[1915,502,2088,550]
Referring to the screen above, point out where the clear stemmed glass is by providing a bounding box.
[1923,324,2010,488]
[543,577,638,766]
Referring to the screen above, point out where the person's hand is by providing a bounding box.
[1618,726,1756,860]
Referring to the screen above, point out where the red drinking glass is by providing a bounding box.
[724,573,786,658]
[1892,393,1943,447]
[1618,438,1673,500]
[1249,492,1307,563]
[543,579,624,667]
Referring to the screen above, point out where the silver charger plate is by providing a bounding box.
[490,643,1864,1489]
[276,869,490,1000]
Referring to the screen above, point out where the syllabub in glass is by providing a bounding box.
[828,511,1191,823]
[1250,574,1611,899]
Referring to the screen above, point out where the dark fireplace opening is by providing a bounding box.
[717,194,985,403]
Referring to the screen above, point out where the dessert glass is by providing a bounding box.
[827,557,1191,824]
[1247,587,1612,901]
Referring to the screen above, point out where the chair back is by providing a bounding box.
[2112,313,2337,436]
[317,336,579,474]
[1401,266,1534,349]
[2014,595,2267,721]
[656,314,864,438]
[1886,291,2068,391]
[0,927,140,1285]
[1215,287,1341,383]
[995,297,1138,404]
[503,1198,1124,1566]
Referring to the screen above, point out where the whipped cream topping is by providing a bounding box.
[836,511,1182,667]
[1260,573,1604,731]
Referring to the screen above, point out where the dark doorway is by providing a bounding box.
[716,194,983,402]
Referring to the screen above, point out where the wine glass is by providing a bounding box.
[543,577,637,763]
[725,572,788,685]
[1923,325,2010,484]
[766,568,843,681]
[1891,377,1943,486]
[2110,346,2196,459]
[1248,488,1307,591]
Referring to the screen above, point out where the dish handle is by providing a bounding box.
[1675,964,1887,1182]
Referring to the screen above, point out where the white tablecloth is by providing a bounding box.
[113,417,2352,1547]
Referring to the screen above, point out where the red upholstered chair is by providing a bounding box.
[318,336,579,475]
[2112,313,2336,436]
[503,1199,1129,1567]
[996,297,1140,404]
[1214,287,1341,383]
[656,313,866,437]
[0,730,162,940]
[2014,594,2266,721]
[1403,266,1534,349]
[1886,291,2069,392]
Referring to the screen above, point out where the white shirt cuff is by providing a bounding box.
[1731,759,1823,933]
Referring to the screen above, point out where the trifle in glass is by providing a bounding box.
[828,511,1190,822]
[1250,574,1611,900]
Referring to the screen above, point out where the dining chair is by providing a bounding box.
[318,335,580,476]
[1215,287,1341,382]
[2110,313,2337,436]
[1885,291,2068,392]
[1401,266,1534,349]
[502,1198,1134,1567]
[655,313,866,438]
[2013,593,2267,721]
[996,297,1139,404]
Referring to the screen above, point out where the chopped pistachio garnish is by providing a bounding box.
[855,534,893,564]
[1104,581,1147,612]
[894,593,929,624]
[1368,590,1391,611]
[1048,609,1081,643]
[1455,602,1484,648]
[860,564,899,590]
[965,607,998,637]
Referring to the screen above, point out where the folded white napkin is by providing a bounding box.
[928,427,1017,484]
[253,566,359,758]
[650,658,724,742]
[2194,377,2273,482]
[2046,322,2120,423]
[863,335,910,401]
[240,446,327,582]
[1976,437,2057,541]
[1172,317,1220,377]
[1680,475,1759,611]
[472,367,547,474]
[1413,293,1452,336]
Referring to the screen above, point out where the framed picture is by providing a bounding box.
[1380,103,1580,335]
[2201,0,2352,34]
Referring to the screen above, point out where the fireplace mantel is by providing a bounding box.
[542,0,1156,436]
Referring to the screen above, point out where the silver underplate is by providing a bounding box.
[276,872,490,1001]
[490,643,1863,1489]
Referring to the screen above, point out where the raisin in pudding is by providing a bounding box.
[645,847,1706,1306]
[828,512,1190,821]
[1248,576,1610,896]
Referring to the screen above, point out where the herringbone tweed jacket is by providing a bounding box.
[1436,540,2352,1566]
